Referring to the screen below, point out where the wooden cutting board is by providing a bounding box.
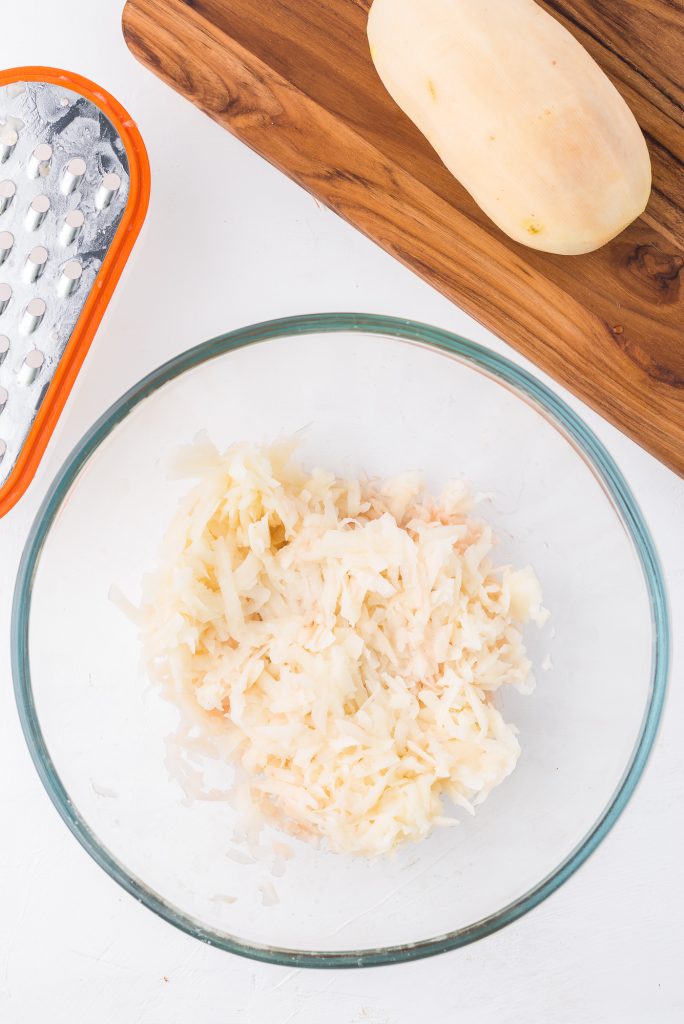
[123,0,684,474]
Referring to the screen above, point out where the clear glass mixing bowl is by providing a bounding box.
[12,314,668,967]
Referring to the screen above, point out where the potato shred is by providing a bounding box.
[139,440,547,857]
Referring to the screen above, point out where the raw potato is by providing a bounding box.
[367,0,651,255]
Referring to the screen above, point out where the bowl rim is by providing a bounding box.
[11,312,670,968]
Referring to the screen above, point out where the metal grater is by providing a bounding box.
[0,68,149,516]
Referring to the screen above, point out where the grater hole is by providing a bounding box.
[28,143,53,179]
[26,194,50,231]
[21,297,46,334]
[0,385,7,413]
[0,439,6,463]
[0,335,8,364]
[0,231,13,264]
[18,348,44,386]
[61,157,87,196]
[0,179,16,214]
[25,245,48,283]
[58,259,82,297]
[0,282,11,314]
[0,125,18,163]
[95,172,121,210]
[60,208,84,246]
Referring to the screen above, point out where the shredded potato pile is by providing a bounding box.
[139,440,547,857]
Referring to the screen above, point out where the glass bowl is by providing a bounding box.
[12,314,668,967]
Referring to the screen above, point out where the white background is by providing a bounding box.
[1,3,682,1021]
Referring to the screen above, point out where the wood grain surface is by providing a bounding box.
[122,0,684,474]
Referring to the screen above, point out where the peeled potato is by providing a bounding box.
[368,0,651,255]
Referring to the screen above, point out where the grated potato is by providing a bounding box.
[138,439,547,857]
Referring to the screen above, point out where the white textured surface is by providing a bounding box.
[0,2,682,1021]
